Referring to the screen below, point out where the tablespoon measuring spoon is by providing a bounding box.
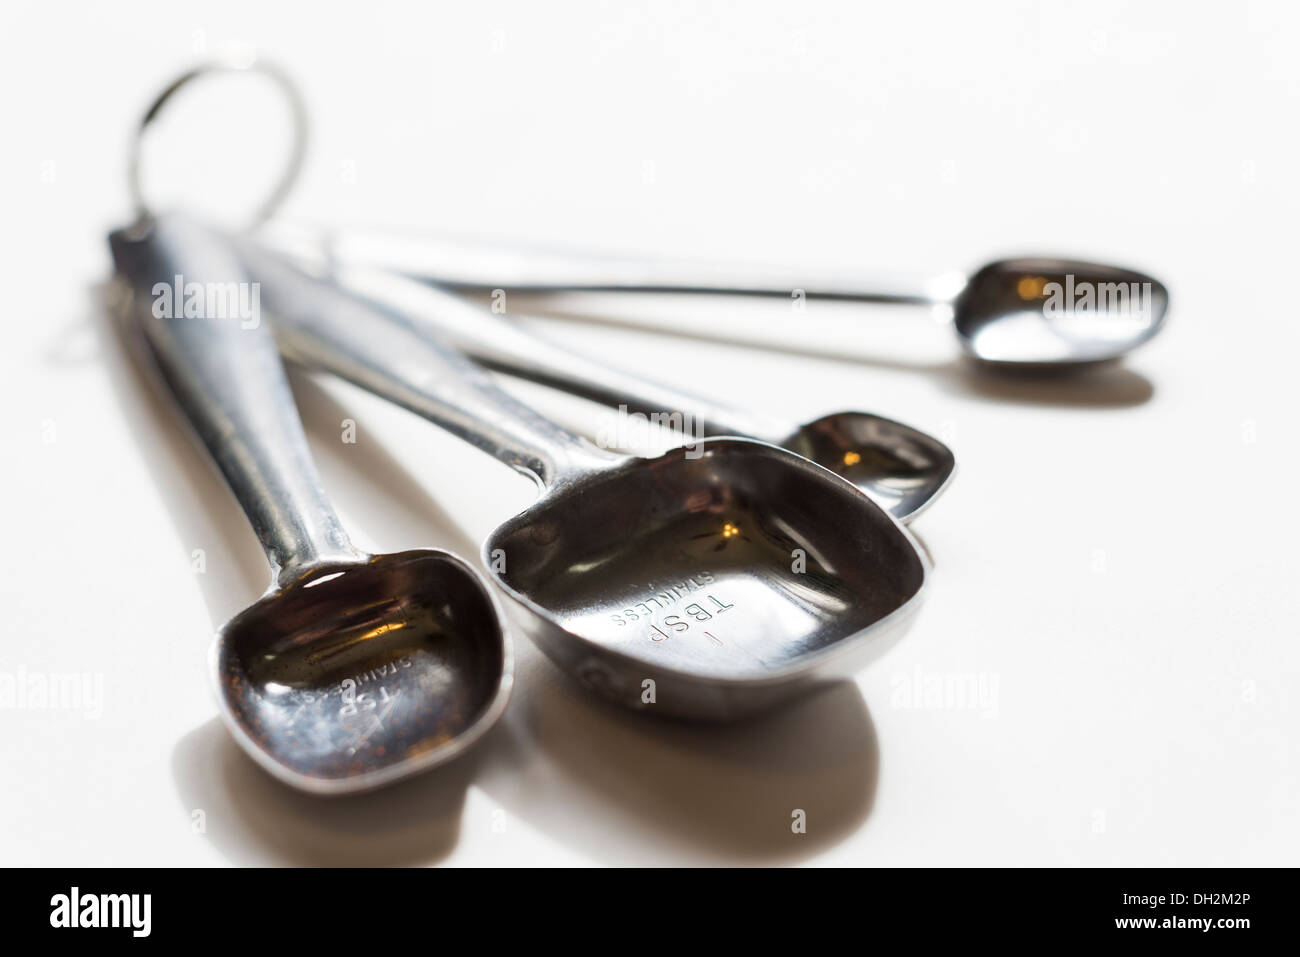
[273,240,954,523]
[109,214,512,794]
[241,243,930,721]
[265,225,1168,370]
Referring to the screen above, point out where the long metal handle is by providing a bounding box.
[237,242,622,492]
[109,215,361,586]
[320,261,793,444]
[263,222,941,305]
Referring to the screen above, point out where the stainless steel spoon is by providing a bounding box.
[109,214,512,794]
[240,243,931,721]
[276,246,954,524]
[266,225,1168,370]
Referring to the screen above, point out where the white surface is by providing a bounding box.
[2,1,1297,866]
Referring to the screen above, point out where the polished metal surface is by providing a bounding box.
[305,261,955,523]
[948,257,1169,367]
[265,224,1168,370]
[109,214,512,793]
[262,223,933,303]
[242,244,930,721]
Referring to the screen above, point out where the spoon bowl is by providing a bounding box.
[487,438,927,719]
[779,412,955,523]
[951,258,1169,368]
[215,550,511,793]
[111,214,513,793]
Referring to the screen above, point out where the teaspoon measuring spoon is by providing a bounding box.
[266,225,1168,370]
[110,214,512,794]
[128,60,1166,372]
[241,243,931,721]
[274,238,954,523]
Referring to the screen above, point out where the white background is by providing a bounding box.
[2,1,1297,866]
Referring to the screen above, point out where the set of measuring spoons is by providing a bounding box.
[111,62,1168,794]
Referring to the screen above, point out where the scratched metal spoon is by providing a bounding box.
[241,243,930,720]
[277,248,954,524]
[266,225,1168,370]
[110,214,512,793]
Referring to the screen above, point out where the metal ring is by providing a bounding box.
[128,58,308,229]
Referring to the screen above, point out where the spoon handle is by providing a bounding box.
[239,243,623,492]
[265,222,941,305]
[311,260,792,444]
[109,215,361,586]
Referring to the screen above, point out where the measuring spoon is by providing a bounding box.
[266,225,1167,370]
[241,243,930,720]
[110,214,512,793]
[282,251,954,523]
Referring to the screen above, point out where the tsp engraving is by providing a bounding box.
[338,657,413,716]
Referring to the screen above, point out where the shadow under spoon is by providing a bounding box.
[109,214,512,795]
[241,244,930,721]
